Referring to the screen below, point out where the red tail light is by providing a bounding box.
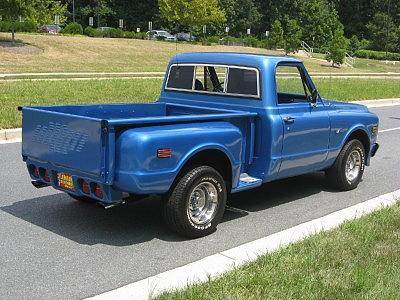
[33,166,40,178]
[94,184,103,198]
[44,170,51,182]
[82,180,90,194]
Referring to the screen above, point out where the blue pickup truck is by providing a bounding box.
[21,52,379,238]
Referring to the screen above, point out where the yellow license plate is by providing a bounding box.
[57,173,75,191]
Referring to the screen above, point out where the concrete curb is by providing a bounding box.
[1,98,399,143]
[87,189,400,300]
[0,128,21,143]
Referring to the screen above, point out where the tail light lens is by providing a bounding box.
[33,166,40,178]
[82,180,90,194]
[94,184,103,199]
[43,170,51,182]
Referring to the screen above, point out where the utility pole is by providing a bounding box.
[386,0,390,57]
[72,0,75,23]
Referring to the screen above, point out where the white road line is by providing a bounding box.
[380,127,400,133]
[87,189,400,300]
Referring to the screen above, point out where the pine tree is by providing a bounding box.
[326,28,348,67]
[268,19,284,49]
[284,19,302,54]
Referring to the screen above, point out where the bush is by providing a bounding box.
[84,26,96,37]
[62,22,83,35]
[243,36,260,48]
[0,20,36,32]
[355,50,400,61]
[0,21,11,32]
[102,28,124,38]
[206,35,220,44]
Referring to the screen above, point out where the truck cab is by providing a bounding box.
[22,52,379,238]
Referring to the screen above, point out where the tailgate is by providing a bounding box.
[22,107,112,183]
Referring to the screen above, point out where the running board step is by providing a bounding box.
[233,173,263,192]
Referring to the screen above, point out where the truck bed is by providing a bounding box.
[22,102,256,185]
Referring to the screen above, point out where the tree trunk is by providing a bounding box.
[11,22,15,45]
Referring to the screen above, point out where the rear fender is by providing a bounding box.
[114,121,244,194]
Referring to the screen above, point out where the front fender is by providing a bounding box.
[113,121,243,194]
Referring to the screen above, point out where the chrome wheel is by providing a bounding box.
[345,150,361,182]
[187,182,218,226]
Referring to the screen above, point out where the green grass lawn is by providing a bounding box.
[156,201,400,300]
[0,77,399,129]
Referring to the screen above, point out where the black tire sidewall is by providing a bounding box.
[339,140,365,189]
[167,166,227,238]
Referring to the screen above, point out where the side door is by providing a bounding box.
[276,63,331,177]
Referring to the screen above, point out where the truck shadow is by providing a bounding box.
[1,172,336,246]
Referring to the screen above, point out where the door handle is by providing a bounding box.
[283,116,296,124]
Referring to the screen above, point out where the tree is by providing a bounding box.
[348,35,360,55]
[366,12,397,53]
[219,0,261,36]
[80,0,114,27]
[268,19,284,49]
[284,19,302,54]
[326,28,348,67]
[0,0,33,43]
[159,0,226,34]
[299,0,342,49]
[31,0,67,25]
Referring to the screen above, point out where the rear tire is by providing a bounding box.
[162,166,227,238]
[326,139,365,191]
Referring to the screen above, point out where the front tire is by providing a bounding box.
[326,139,366,191]
[162,166,227,238]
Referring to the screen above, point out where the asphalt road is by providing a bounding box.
[1,106,399,299]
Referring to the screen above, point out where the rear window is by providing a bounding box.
[165,64,259,98]
[166,65,194,90]
[226,68,258,96]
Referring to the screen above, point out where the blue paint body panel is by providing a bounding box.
[21,52,379,204]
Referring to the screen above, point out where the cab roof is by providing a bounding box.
[169,52,301,69]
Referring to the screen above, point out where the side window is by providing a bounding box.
[166,65,194,90]
[227,68,258,96]
[276,65,310,104]
[194,66,226,93]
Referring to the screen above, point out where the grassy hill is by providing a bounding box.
[1,33,399,74]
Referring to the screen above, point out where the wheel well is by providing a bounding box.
[346,129,370,158]
[176,149,232,185]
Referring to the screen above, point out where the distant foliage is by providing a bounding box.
[326,28,349,67]
[284,19,302,54]
[355,50,400,61]
[268,20,284,49]
[159,0,226,29]
[366,13,398,53]
[348,35,360,55]
[62,22,83,35]
[0,20,37,32]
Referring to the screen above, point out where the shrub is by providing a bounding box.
[243,36,259,48]
[62,22,83,35]
[354,50,400,61]
[0,21,11,32]
[102,28,124,38]
[206,35,220,44]
[84,26,96,37]
[19,20,37,32]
